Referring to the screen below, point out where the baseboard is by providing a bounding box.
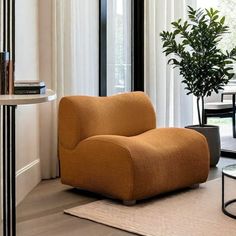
[16,159,41,205]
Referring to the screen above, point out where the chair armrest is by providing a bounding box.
[59,97,81,150]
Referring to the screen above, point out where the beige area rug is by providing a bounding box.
[65,178,236,236]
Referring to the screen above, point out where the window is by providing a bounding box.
[107,0,131,95]
[99,0,144,96]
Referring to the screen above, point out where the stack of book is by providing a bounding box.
[14,80,46,95]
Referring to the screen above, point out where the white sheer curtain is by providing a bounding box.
[52,0,99,97]
[145,0,196,127]
[40,0,99,179]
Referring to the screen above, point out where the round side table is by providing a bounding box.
[222,164,236,219]
[0,89,56,236]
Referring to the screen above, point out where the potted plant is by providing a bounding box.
[160,6,236,166]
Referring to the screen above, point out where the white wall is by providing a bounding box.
[38,0,57,179]
[15,0,41,204]
[13,0,55,203]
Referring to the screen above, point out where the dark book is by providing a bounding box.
[14,86,46,95]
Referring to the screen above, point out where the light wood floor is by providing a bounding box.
[15,157,236,236]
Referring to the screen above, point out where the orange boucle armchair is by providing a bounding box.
[59,92,209,205]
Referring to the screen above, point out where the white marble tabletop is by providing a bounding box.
[0,89,57,105]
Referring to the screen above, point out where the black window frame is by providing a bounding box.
[99,0,144,96]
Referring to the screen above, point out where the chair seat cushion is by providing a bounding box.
[60,128,209,201]
[205,101,232,110]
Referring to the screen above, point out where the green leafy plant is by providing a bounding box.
[160,6,236,126]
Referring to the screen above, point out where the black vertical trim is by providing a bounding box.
[2,105,17,236]
[99,0,107,96]
[3,106,7,236]
[131,0,144,91]
[11,106,16,235]
[6,106,11,234]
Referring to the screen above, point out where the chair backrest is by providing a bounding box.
[204,84,236,103]
[59,92,156,149]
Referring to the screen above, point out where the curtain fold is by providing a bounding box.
[40,0,99,179]
[145,0,196,128]
[52,0,99,97]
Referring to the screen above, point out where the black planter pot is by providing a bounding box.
[186,125,221,166]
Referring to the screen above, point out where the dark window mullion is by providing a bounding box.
[99,0,107,96]
[131,0,144,91]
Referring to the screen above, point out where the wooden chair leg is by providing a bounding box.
[190,184,199,189]
[123,200,136,206]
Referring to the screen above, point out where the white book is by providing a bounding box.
[15,80,45,87]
